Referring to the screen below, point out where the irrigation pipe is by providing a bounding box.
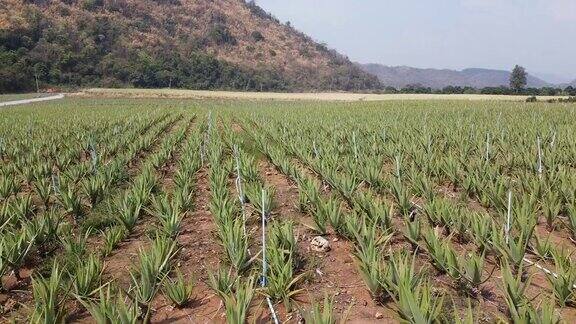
[505,191,512,244]
[523,258,576,289]
[537,136,543,176]
[234,145,247,236]
[409,197,574,287]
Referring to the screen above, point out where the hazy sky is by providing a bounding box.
[256,0,576,83]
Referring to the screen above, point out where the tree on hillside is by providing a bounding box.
[510,65,527,93]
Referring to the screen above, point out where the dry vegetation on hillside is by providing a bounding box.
[0,0,380,92]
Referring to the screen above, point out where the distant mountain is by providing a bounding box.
[555,79,576,89]
[532,72,573,85]
[359,64,551,89]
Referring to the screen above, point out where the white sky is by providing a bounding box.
[256,0,576,83]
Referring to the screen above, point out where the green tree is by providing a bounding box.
[510,65,527,93]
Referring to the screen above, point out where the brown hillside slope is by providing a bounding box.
[0,0,381,92]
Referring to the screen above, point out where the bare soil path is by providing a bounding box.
[0,94,64,107]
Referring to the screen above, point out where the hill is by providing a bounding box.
[359,64,550,89]
[0,0,381,93]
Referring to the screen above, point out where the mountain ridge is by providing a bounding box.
[359,63,555,89]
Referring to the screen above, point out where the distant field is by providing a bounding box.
[0,93,52,102]
[77,88,569,102]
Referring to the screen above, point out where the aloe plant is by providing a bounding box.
[219,217,252,273]
[222,276,256,324]
[567,203,576,241]
[1,229,36,280]
[30,262,68,324]
[0,240,8,283]
[173,182,195,211]
[496,231,530,271]
[322,195,345,235]
[390,179,413,216]
[542,190,562,230]
[422,229,460,279]
[352,223,392,302]
[532,234,552,260]
[309,202,329,235]
[298,177,319,213]
[71,253,104,298]
[12,194,35,218]
[265,220,303,310]
[268,220,298,263]
[548,251,576,306]
[384,251,424,299]
[114,191,143,232]
[162,269,194,308]
[101,226,127,257]
[403,215,421,251]
[82,175,106,207]
[302,295,349,324]
[59,185,83,219]
[394,280,445,324]
[129,237,177,322]
[78,284,140,324]
[245,183,275,216]
[150,194,184,238]
[460,252,488,293]
[208,267,237,299]
[60,232,89,260]
[34,178,52,208]
[356,193,393,233]
[0,176,15,200]
[501,261,532,319]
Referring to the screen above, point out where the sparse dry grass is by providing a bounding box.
[77,88,569,102]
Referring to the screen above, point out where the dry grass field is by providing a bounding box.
[77,88,569,102]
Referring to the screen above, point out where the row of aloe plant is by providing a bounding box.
[18,115,194,323]
[0,111,176,266]
[93,115,189,255]
[205,119,260,323]
[241,112,571,323]
[103,117,200,322]
[0,115,178,298]
[240,119,399,322]
[250,103,576,250]
[0,112,171,215]
[225,121,323,322]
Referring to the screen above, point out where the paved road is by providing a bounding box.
[0,94,65,107]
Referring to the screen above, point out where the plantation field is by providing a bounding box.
[1,97,576,323]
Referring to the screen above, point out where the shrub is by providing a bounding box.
[208,24,237,46]
[251,31,264,42]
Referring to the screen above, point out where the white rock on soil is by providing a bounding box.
[310,236,331,252]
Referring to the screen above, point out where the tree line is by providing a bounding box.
[384,66,575,96]
[385,85,576,96]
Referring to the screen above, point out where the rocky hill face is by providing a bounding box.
[359,64,550,89]
[0,0,381,93]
